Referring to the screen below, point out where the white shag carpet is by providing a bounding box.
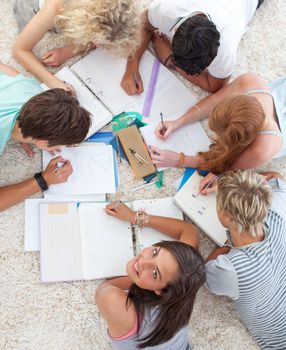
[1,0,286,349]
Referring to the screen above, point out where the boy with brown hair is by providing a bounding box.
[0,62,91,211]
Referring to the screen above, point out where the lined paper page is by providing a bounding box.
[174,172,227,246]
[40,203,83,282]
[140,121,210,171]
[78,203,133,279]
[133,197,183,249]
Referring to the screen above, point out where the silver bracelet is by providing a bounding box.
[192,105,203,121]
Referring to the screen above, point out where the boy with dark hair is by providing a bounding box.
[121,0,263,93]
[0,63,91,155]
[0,62,91,211]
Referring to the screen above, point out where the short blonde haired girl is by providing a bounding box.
[216,170,272,237]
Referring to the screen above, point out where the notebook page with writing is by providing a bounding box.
[71,49,196,122]
[41,67,112,139]
[174,172,227,246]
[78,203,134,279]
[42,144,116,195]
[40,203,83,282]
[140,122,210,171]
[132,197,183,249]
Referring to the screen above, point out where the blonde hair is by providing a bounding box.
[217,170,272,238]
[198,95,265,174]
[56,0,142,57]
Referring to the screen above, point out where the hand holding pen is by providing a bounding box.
[120,69,143,96]
[155,118,180,140]
[197,173,219,196]
[105,201,135,223]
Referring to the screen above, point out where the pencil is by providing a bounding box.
[193,175,218,198]
[160,112,167,135]
[132,72,139,90]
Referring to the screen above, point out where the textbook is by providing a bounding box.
[39,198,183,282]
[140,122,210,171]
[42,48,197,138]
[174,172,227,246]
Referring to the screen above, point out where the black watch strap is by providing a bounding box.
[34,172,49,191]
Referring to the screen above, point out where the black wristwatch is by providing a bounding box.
[34,172,49,191]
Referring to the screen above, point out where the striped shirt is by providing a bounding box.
[205,178,286,349]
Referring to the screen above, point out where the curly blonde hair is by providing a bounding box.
[56,0,142,57]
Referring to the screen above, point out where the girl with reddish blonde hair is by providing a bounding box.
[149,73,285,178]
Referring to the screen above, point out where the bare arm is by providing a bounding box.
[0,63,19,76]
[105,202,199,249]
[176,67,230,93]
[13,0,68,89]
[121,10,156,95]
[0,156,72,212]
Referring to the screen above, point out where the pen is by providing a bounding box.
[132,72,139,91]
[111,200,121,212]
[160,112,166,134]
[54,161,66,173]
[193,175,219,198]
[129,148,150,165]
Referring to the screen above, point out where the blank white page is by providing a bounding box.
[25,195,106,252]
[42,144,116,195]
[132,197,183,249]
[140,122,210,171]
[40,203,83,282]
[78,203,134,279]
[174,172,227,246]
[71,49,196,122]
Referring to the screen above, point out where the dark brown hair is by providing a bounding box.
[127,241,206,348]
[198,95,265,174]
[18,89,91,146]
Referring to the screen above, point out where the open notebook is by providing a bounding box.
[42,48,197,138]
[140,122,210,171]
[39,198,183,283]
[174,172,227,246]
[42,143,117,196]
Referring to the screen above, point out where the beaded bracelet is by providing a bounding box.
[132,210,150,228]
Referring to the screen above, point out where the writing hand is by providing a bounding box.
[148,145,180,167]
[121,69,143,96]
[155,119,179,140]
[42,156,73,185]
[198,172,217,195]
[105,202,135,223]
[259,171,284,181]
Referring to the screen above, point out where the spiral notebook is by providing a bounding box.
[42,48,197,138]
[39,198,183,282]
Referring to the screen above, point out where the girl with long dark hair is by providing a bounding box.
[96,202,206,349]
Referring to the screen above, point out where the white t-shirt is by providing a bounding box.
[148,0,258,79]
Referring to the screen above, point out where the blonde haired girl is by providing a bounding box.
[13,0,141,91]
